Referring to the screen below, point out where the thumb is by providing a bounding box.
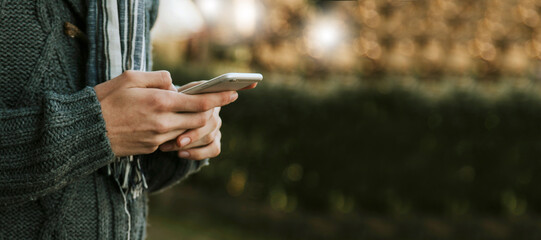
[176,80,207,92]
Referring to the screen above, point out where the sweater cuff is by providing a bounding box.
[43,86,115,172]
[0,87,115,206]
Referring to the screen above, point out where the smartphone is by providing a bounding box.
[180,73,263,95]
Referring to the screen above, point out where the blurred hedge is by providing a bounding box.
[179,80,541,217]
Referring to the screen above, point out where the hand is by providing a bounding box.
[157,80,256,160]
[94,70,238,156]
[159,107,222,160]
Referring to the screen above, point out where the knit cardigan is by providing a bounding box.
[0,0,206,239]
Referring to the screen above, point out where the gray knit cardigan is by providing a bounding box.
[0,0,206,239]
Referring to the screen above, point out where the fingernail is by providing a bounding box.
[179,137,191,147]
[161,143,173,151]
[179,151,190,158]
[230,92,238,101]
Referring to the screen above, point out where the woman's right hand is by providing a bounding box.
[93,70,238,157]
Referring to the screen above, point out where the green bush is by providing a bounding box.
[181,81,541,217]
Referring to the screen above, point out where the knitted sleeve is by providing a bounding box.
[0,87,115,207]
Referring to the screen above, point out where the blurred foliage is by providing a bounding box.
[149,76,541,239]
[155,0,541,81]
[184,82,541,217]
[253,0,541,79]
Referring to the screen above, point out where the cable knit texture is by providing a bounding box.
[0,0,208,239]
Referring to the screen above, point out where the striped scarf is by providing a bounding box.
[86,0,148,200]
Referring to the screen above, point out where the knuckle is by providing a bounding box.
[141,141,159,154]
[212,144,221,157]
[148,93,161,105]
[161,70,172,79]
[147,135,161,145]
[159,70,172,83]
[195,114,208,127]
[212,129,221,140]
[216,116,223,128]
[145,146,159,154]
[205,109,213,120]
[150,94,170,111]
[201,114,209,125]
[197,101,212,111]
[124,70,136,78]
[153,120,170,134]
[203,134,214,144]
[222,92,231,103]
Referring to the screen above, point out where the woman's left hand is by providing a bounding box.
[159,107,222,160]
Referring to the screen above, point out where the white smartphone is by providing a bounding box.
[181,73,263,95]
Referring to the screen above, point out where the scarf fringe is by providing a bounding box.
[89,0,148,199]
[107,155,148,199]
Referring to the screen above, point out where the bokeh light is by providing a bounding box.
[195,0,223,22]
[151,0,204,40]
[233,0,260,36]
[305,17,345,57]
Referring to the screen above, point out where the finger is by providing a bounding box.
[239,83,258,90]
[176,81,207,92]
[177,107,220,147]
[159,127,219,152]
[178,131,222,160]
[162,109,214,131]
[159,139,177,152]
[154,128,189,150]
[171,91,238,112]
[160,107,220,152]
[126,70,173,90]
[180,108,221,148]
[182,127,220,150]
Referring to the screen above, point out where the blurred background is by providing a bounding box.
[147,0,541,239]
